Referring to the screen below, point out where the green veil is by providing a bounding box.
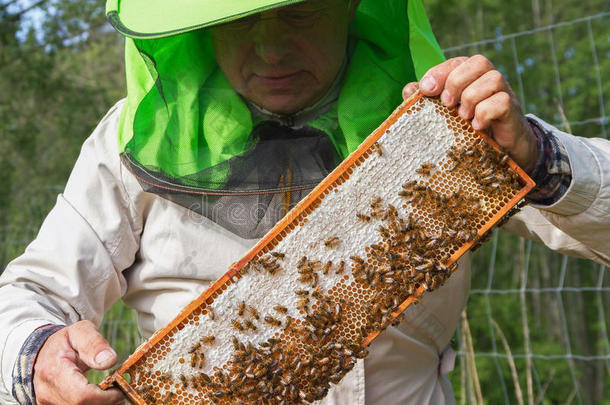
[108,0,444,186]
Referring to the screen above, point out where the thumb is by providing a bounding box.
[67,320,117,370]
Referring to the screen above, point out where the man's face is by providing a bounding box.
[210,0,356,115]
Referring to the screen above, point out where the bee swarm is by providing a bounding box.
[100,95,533,404]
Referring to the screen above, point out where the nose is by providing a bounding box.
[251,18,291,65]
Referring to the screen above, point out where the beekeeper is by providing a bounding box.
[1,0,609,404]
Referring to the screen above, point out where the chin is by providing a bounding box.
[257,96,312,116]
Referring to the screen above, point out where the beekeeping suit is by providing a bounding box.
[1,0,609,404]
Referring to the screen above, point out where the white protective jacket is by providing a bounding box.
[1,99,609,405]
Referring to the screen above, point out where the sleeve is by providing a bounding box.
[0,99,142,403]
[503,115,610,265]
[11,325,65,405]
[524,116,573,205]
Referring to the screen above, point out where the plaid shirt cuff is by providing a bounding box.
[11,324,65,405]
[525,118,573,205]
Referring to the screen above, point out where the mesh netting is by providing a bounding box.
[125,122,342,238]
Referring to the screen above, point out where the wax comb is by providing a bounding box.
[100,93,535,404]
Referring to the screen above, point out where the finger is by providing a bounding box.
[441,54,495,108]
[49,371,125,404]
[472,92,537,170]
[471,91,515,132]
[402,82,419,100]
[457,70,510,120]
[67,320,117,370]
[65,382,125,405]
[419,56,468,96]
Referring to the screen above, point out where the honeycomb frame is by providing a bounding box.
[99,93,535,404]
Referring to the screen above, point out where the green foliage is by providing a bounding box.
[0,0,125,267]
[88,300,142,384]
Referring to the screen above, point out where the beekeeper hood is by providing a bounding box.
[106,0,445,238]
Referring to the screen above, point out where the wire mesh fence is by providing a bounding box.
[443,12,610,404]
[1,11,608,405]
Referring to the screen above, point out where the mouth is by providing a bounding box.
[253,72,303,90]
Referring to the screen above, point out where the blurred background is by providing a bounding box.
[0,0,608,403]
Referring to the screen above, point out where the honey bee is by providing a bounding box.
[310,260,322,271]
[284,316,295,332]
[377,225,390,239]
[248,305,260,320]
[280,373,293,386]
[336,260,346,275]
[457,230,477,242]
[356,213,371,222]
[161,391,176,404]
[350,255,364,264]
[298,271,312,282]
[274,304,288,314]
[179,374,188,388]
[356,348,369,359]
[425,238,440,249]
[158,373,171,383]
[329,373,342,384]
[135,384,153,393]
[215,370,228,386]
[237,300,246,317]
[303,323,317,335]
[189,342,201,354]
[384,204,398,220]
[370,206,384,219]
[323,261,333,275]
[298,271,318,287]
[205,372,219,386]
[267,263,281,275]
[264,315,282,327]
[142,393,157,404]
[202,335,216,345]
[489,182,503,193]
[259,257,281,274]
[297,261,310,274]
[190,352,205,368]
[416,162,435,176]
[295,289,309,297]
[232,319,245,331]
[324,236,341,249]
[244,319,257,331]
[297,298,310,312]
[402,180,418,190]
[480,174,496,185]
[270,251,285,259]
[311,287,323,300]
